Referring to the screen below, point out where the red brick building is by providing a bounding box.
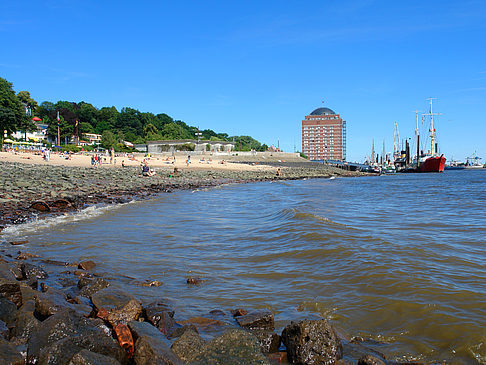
[302,107,346,161]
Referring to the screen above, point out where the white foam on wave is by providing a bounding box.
[1,201,136,240]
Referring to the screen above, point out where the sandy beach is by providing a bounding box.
[0,150,276,172]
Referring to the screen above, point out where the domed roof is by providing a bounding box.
[310,107,336,116]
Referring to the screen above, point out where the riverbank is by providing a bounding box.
[0,152,362,229]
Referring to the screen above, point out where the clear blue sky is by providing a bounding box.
[2,0,485,162]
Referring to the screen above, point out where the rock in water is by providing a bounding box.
[281,319,343,365]
[78,260,96,271]
[236,309,274,330]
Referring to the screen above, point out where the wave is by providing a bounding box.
[1,201,136,240]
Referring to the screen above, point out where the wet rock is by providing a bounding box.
[209,309,225,316]
[143,300,175,326]
[35,289,92,319]
[127,321,182,365]
[21,262,48,280]
[171,324,199,339]
[52,199,72,209]
[186,276,205,285]
[358,354,386,365]
[231,308,248,317]
[0,297,17,327]
[171,329,206,363]
[11,300,40,341]
[27,309,127,365]
[0,262,17,281]
[9,240,28,246]
[192,328,270,365]
[179,316,227,332]
[155,310,180,339]
[16,252,40,260]
[68,349,121,365]
[236,309,274,330]
[252,329,281,353]
[0,278,22,307]
[78,261,96,271]
[133,279,162,287]
[78,277,110,297]
[30,201,51,212]
[19,284,38,303]
[0,319,8,339]
[281,319,342,365]
[0,338,24,365]
[90,287,142,327]
[343,341,387,363]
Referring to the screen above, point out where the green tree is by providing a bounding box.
[101,130,116,149]
[17,90,38,115]
[161,122,192,139]
[0,77,24,143]
[143,123,158,137]
[37,101,55,120]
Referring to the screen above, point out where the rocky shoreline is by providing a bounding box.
[0,160,362,229]
[0,160,427,364]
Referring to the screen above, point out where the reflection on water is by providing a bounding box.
[3,170,486,363]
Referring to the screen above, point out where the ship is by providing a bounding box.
[395,98,446,173]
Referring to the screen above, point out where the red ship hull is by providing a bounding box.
[418,155,446,173]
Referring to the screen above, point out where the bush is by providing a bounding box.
[299,152,308,159]
[61,145,81,153]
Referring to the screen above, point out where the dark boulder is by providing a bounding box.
[78,277,110,297]
[0,338,24,365]
[0,319,8,339]
[11,300,40,341]
[142,300,180,337]
[30,201,51,212]
[191,328,270,365]
[68,349,121,365]
[0,297,17,327]
[90,287,142,327]
[236,309,274,330]
[171,324,199,339]
[27,309,127,365]
[78,261,96,271]
[0,278,22,307]
[171,329,206,363]
[21,262,48,280]
[0,262,17,281]
[281,319,343,365]
[252,329,281,354]
[231,308,248,317]
[35,289,91,319]
[127,321,182,365]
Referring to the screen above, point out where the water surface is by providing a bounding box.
[4,170,486,363]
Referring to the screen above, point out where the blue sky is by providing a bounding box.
[1,0,486,162]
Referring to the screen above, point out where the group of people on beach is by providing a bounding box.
[90,154,103,167]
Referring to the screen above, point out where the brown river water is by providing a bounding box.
[3,170,486,363]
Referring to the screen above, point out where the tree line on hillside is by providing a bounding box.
[0,76,268,151]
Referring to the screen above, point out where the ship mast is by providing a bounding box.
[415,110,420,164]
[426,97,440,156]
[393,122,400,161]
